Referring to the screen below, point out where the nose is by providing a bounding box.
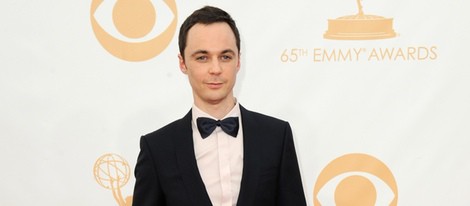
[208,58,222,75]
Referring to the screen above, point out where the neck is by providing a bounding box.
[194,97,236,119]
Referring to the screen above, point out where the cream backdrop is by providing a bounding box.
[1,0,469,205]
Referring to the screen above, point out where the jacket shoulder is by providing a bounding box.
[241,106,288,126]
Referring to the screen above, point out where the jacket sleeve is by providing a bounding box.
[132,136,166,206]
[277,123,307,206]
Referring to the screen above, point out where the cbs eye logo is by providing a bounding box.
[313,153,398,206]
[90,0,178,61]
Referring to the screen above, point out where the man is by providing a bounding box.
[132,6,306,206]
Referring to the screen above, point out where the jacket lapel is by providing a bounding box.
[174,110,212,206]
[237,106,261,206]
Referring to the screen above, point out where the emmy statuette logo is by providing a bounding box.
[94,153,133,206]
[90,0,178,61]
[313,153,398,206]
[324,0,396,40]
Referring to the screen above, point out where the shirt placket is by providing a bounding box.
[216,128,233,206]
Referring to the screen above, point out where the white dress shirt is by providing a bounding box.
[191,103,244,206]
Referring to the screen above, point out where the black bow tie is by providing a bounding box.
[196,117,239,139]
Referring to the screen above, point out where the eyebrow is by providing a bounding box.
[220,49,236,55]
[190,49,236,57]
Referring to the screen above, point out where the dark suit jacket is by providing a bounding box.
[132,105,306,206]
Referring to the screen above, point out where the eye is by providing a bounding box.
[316,171,395,206]
[92,0,174,42]
[220,55,233,61]
[195,56,208,62]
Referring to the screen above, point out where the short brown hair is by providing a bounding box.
[178,6,241,59]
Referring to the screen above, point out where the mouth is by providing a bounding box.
[206,82,223,89]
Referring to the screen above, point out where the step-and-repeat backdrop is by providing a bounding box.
[1,0,469,205]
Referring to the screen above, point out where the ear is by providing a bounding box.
[178,54,188,74]
[236,53,241,72]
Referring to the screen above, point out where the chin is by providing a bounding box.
[204,95,229,104]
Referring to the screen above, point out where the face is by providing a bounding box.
[179,22,240,107]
